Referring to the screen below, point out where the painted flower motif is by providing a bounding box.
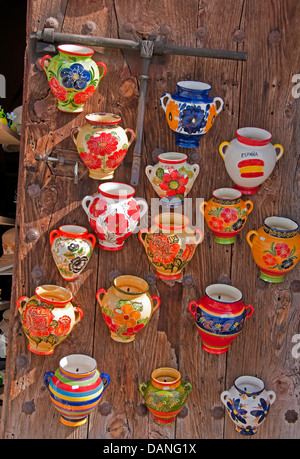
[102,313,118,333]
[79,151,103,170]
[60,63,91,90]
[68,243,79,252]
[250,398,270,424]
[106,213,129,235]
[87,132,118,157]
[220,207,238,223]
[280,258,294,269]
[209,216,225,231]
[49,77,68,101]
[149,234,181,265]
[180,106,206,134]
[274,243,291,259]
[69,256,88,273]
[127,200,140,221]
[158,169,189,198]
[166,100,180,130]
[226,398,247,425]
[73,85,96,105]
[106,148,127,169]
[113,303,141,328]
[89,197,107,218]
[23,304,54,337]
[262,253,277,267]
[182,244,195,261]
[53,316,72,336]
[204,104,217,133]
[232,218,246,231]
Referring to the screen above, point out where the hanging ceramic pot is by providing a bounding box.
[43,354,110,426]
[41,44,107,113]
[189,284,254,354]
[49,225,96,281]
[145,152,200,206]
[246,216,300,283]
[82,182,148,251]
[71,113,135,180]
[17,285,83,355]
[160,81,224,148]
[139,367,192,425]
[221,375,276,435]
[96,275,161,343]
[200,188,253,244]
[139,213,203,282]
[219,127,284,195]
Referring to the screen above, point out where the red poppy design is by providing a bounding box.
[73,85,95,105]
[182,244,195,261]
[79,151,103,170]
[89,219,106,240]
[127,200,140,221]
[106,149,127,169]
[23,304,54,337]
[209,217,225,231]
[274,243,291,259]
[87,132,118,157]
[159,169,189,198]
[102,313,118,333]
[90,198,107,218]
[220,207,238,223]
[53,316,72,336]
[263,253,277,266]
[49,77,68,101]
[149,234,181,264]
[106,213,129,235]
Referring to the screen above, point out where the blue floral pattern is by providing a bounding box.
[250,398,270,424]
[60,63,91,90]
[226,398,247,424]
[179,106,206,134]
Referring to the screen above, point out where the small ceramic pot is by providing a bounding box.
[96,275,161,343]
[189,284,254,354]
[71,113,135,180]
[219,127,284,195]
[44,354,110,426]
[247,216,300,283]
[50,225,96,281]
[139,213,203,281]
[145,152,200,206]
[221,375,276,435]
[82,182,148,251]
[17,285,83,355]
[160,81,224,148]
[41,44,107,113]
[200,188,253,244]
[139,367,192,425]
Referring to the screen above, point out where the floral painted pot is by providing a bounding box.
[139,367,192,425]
[96,275,161,343]
[200,188,253,244]
[44,354,110,426]
[189,284,254,354]
[160,81,224,148]
[82,182,148,251]
[139,213,203,281]
[17,285,83,355]
[219,127,284,195]
[50,225,96,281]
[145,152,200,206]
[221,375,276,435]
[41,44,107,113]
[246,216,300,283]
[71,113,135,180]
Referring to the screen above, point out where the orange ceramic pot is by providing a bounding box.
[247,216,300,283]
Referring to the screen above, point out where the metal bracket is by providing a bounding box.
[35,153,79,184]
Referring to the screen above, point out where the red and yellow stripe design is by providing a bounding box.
[238,159,264,178]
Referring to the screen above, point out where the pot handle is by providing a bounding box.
[49,229,60,246]
[74,307,83,325]
[138,228,149,247]
[188,301,198,319]
[43,371,55,392]
[17,296,29,315]
[220,390,230,406]
[145,165,154,182]
[100,373,111,391]
[151,295,161,313]
[194,228,203,244]
[82,196,93,216]
[213,97,224,115]
[96,62,107,80]
[267,391,276,405]
[274,144,284,161]
[136,199,148,219]
[70,126,80,147]
[245,304,254,319]
[199,200,207,215]
[219,141,231,160]
[192,164,200,178]
[160,93,172,112]
[183,381,192,395]
[96,288,107,305]
[86,233,97,248]
[244,200,254,215]
[139,382,147,398]
[125,128,135,146]
[41,54,52,74]
[246,230,259,248]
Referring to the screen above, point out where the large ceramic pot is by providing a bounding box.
[17,285,83,355]
[189,284,254,354]
[138,213,203,281]
[139,367,192,425]
[246,216,300,283]
[71,113,135,180]
[145,152,199,206]
[82,182,148,251]
[50,225,96,281]
[221,375,276,436]
[200,188,253,244]
[41,44,107,113]
[44,354,110,426]
[96,275,161,343]
[160,81,224,148]
[219,127,284,195]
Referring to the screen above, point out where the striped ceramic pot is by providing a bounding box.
[43,354,110,426]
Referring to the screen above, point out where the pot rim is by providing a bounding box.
[85,112,121,126]
[236,127,272,146]
[154,212,190,230]
[59,354,97,376]
[205,283,243,303]
[98,182,136,199]
[158,152,187,164]
[234,375,265,396]
[263,216,299,233]
[57,44,94,57]
[59,225,88,236]
[151,367,181,386]
[177,80,211,92]
[212,188,242,200]
[113,275,149,295]
[35,284,72,305]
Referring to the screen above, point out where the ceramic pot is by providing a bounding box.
[17,285,83,355]
[41,44,107,113]
[189,284,254,354]
[82,182,148,251]
[246,216,300,283]
[96,275,161,343]
[50,225,96,281]
[160,81,224,148]
[145,152,200,206]
[43,354,110,426]
[71,113,135,180]
[221,375,276,435]
[200,188,253,244]
[139,213,203,281]
[139,367,192,425]
[219,127,284,195]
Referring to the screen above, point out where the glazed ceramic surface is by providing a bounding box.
[145,152,199,206]
[219,127,284,194]
[82,182,148,251]
[139,367,192,425]
[247,216,300,283]
[50,225,96,281]
[221,375,276,435]
[160,81,224,148]
[189,284,254,354]
[17,285,83,355]
[41,44,106,112]
[96,275,161,343]
[200,188,253,244]
[44,354,110,426]
[71,113,135,180]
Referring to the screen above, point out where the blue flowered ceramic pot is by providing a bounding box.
[160,81,224,148]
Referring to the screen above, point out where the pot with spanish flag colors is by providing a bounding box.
[43,354,110,426]
[219,127,284,195]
